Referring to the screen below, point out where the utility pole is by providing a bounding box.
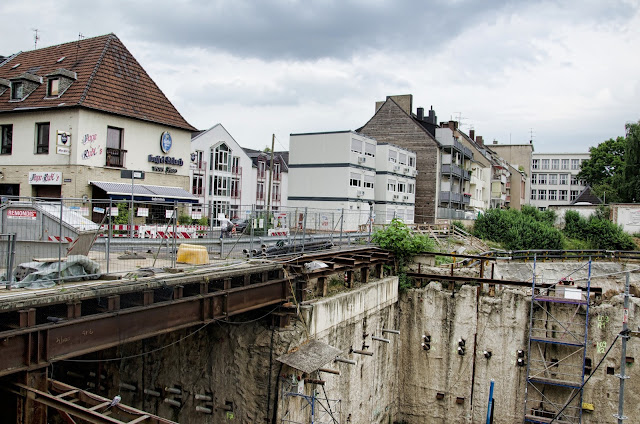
[266,133,275,230]
[615,272,631,423]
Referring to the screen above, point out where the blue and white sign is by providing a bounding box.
[160,131,172,154]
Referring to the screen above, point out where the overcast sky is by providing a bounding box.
[2,0,639,153]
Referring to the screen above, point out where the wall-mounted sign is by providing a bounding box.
[29,172,62,185]
[137,207,149,217]
[7,209,37,220]
[56,131,71,155]
[148,155,184,166]
[160,131,172,154]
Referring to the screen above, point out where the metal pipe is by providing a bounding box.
[165,387,181,395]
[381,328,400,335]
[163,398,181,407]
[304,378,325,385]
[144,389,161,397]
[372,336,391,343]
[318,368,340,375]
[616,272,631,423]
[118,382,136,391]
[351,349,373,356]
[196,406,212,414]
[335,357,356,365]
[195,394,212,401]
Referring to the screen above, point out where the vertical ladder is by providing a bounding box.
[524,258,591,423]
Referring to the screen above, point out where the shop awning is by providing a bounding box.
[90,181,199,203]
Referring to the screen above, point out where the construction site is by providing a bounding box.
[0,201,639,424]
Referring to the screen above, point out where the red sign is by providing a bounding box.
[7,209,37,219]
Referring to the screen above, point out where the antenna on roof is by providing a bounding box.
[529,128,535,144]
[32,28,40,49]
[75,33,85,64]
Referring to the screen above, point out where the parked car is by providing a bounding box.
[231,218,249,234]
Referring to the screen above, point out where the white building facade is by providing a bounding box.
[288,131,416,231]
[530,152,590,210]
[190,124,288,222]
[374,143,416,224]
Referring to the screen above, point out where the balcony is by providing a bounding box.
[462,193,471,205]
[463,169,471,180]
[442,164,463,179]
[440,191,462,204]
[439,137,473,159]
[105,148,126,168]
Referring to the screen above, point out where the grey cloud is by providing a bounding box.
[116,0,514,60]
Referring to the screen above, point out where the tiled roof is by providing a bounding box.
[242,148,289,171]
[0,34,196,131]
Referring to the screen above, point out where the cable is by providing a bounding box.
[549,332,621,423]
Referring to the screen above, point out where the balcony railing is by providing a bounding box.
[440,191,462,204]
[442,164,463,179]
[105,148,126,167]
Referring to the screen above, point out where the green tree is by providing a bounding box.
[623,121,640,202]
[578,136,626,202]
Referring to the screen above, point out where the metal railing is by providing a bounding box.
[0,197,377,287]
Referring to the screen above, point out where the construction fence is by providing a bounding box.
[0,197,377,287]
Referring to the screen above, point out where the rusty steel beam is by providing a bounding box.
[0,278,291,378]
[7,379,177,424]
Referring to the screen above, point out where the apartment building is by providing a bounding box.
[530,152,590,210]
[287,131,416,231]
[374,143,417,224]
[190,124,288,221]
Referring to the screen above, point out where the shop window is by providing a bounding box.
[1,124,12,155]
[35,122,50,154]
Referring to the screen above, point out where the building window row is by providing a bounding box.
[531,173,582,186]
[533,158,584,171]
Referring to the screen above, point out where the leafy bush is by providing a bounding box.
[372,219,434,292]
[473,208,563,250]
[372,219,435,264]
[563,210,636,250]
[178,214,193,225]
[563,211,588,240]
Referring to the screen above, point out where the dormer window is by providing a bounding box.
[48,78,60,96]
[9,73,42,101]
[44,69,77,99]
[11,82,24,100]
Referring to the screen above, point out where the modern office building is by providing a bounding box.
[529,152,590,210]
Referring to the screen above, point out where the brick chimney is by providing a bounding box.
[448,120,458,131]
[476,136,484,145]
[417,107,424,121]
[469,129,475,141]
